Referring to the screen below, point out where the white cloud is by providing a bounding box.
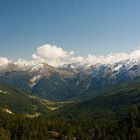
[33,44,74,59]
[129,49,140,59]
[1,44,140,67]
[85,53,129,64]
[15,59,34,67]
[0,57,10,66]
[30,44,140,66]
[32,44,74,66]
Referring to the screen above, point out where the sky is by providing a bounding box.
[0,0,140,66]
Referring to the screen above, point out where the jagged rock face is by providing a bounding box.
[0,59,140,100]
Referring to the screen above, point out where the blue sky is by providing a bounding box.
[0,0,140,59]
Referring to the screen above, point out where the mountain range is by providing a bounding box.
[0,58,140,101]
[0,57,140,140]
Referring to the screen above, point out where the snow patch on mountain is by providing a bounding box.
[29,75,42,88]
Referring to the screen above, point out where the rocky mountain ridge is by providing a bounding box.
[0,58,140,100]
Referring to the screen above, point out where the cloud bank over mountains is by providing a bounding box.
[1,44,140,67]
[32,44,74,66]
[0,57,11,66]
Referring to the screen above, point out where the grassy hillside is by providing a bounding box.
[0,84,70,115]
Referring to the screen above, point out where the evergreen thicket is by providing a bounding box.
[0,105,140,140]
